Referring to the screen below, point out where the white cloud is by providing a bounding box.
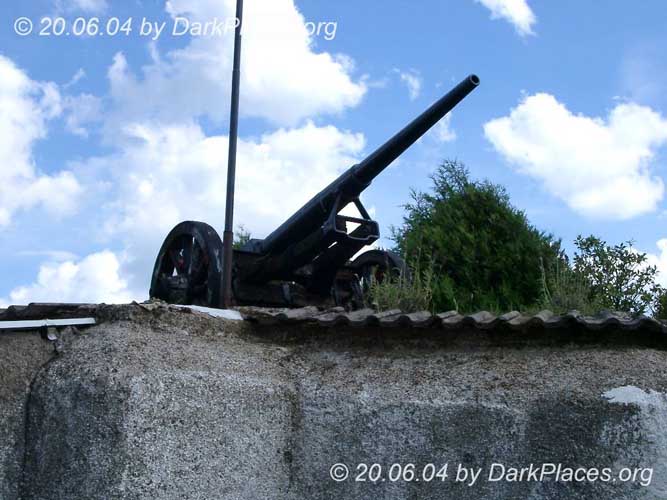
[106,0,366,127]
[475,0,536,36]
[64,68,86,89]
[396,69,422,100]
[54,0,108,13]
[1,251,133,306]
[102,120,364,238]
[0,56,82,227]
[484,93,667,219]
[644,239,667,288]
[431,114,457,142]
[64,93,103,137]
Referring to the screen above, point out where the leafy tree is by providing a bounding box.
[393,160,563,312]
[233,225,252,249]
[572,235,662,315]
[653,289,667,319]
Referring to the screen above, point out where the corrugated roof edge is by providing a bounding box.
[238,306,667,332]
[2,303,666,335]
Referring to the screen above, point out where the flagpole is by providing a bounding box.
[221,0,243,308]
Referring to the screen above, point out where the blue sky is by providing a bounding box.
[1,0,666,304]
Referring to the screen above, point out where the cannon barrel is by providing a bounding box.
[255,74,480,256]
[353,74,479,184]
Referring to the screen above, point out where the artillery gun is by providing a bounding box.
[150,74,480,308]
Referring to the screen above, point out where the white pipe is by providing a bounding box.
[0,317,96,330]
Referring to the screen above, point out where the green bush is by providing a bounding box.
[392,160,562,313]
[653,289,667,319]
[386,159,667,317]
[571,236,662,315]
[233,225,252,249]
[539,257,602,315]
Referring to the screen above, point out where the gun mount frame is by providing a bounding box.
[150,74,480,308]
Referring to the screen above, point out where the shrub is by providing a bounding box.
[233,225,252,249]
[653,289,667,319]
[366,255,435,312]
[571,236,662,315]
[539,257,602,315]
[392,160,562,313]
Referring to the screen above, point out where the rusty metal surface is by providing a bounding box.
[239,306,667,332]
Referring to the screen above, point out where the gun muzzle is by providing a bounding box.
[354,74,480,185]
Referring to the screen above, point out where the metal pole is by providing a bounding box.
[221,0,243,308]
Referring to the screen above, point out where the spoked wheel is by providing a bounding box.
[351,249,408,294]
[149,221,224,307]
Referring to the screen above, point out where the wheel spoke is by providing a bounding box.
[183,236,194,276]
[191,240,204,274]
[168,249,180,273]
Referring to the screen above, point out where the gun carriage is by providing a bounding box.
[150,74,480,308]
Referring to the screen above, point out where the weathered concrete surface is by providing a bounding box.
[20,307,294,500]
[0,330,53,500]
[287,343,666,499]
[5,305,667,499]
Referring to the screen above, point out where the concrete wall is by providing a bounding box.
[0,331,53,500]
[3,305,667,499]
